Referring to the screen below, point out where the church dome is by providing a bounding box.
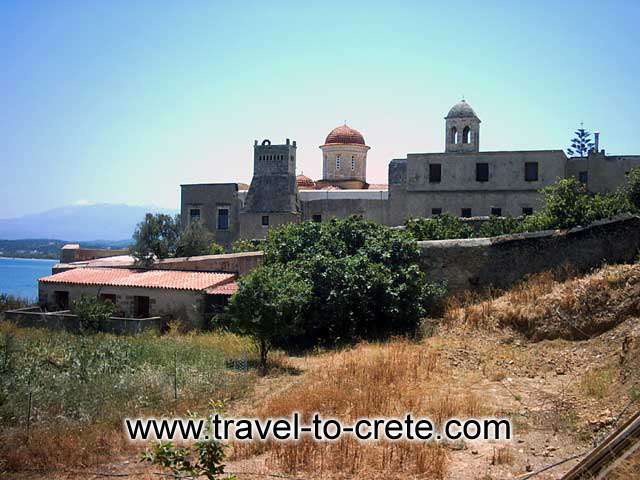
[324,124,366,145]
[296,174,316,189]
[446,100,478,119]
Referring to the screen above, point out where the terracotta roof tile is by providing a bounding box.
[39,268,236,292]
[206,282,239,295]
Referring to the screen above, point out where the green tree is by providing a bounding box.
[625,167,640,212]
[71,295,118,332]
[478,216,522,237]
[404,214,474,241]
[567,126,594,158]
[174,220,215,257]
[260,217,444,349]
[208,243,225,255]
[231,239,261,253]
[132,213,180,266]
[227,265,311,370]
[539,177,591,229]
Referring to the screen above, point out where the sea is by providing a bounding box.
[0,257,57,301]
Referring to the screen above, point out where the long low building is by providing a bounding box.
[39,267,238,328]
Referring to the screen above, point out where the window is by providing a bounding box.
[461,208,472,218]
[522,207,533,216]
[351,156,356,170]
[431,208,442,216]
[451,126,458,144]
[189,208,201,223]
[476,163,489,182]
[54,291,69,310]
[429,164,442,183]
[463,126,471,144]
[525,162,539,182]
[312,214,322,223]
[99,293,116,305]
[490,207,502,216]
[336,155,341,170]
[261,215,269,227]
[578,171,588,184]
[217,208,229,230]
[133,296,150,318]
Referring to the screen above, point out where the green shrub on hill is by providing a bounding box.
[405,214,474,241]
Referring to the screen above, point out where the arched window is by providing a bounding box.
[463,126,471,144]
[351,155,356,170]
[451,127,458,144]
[336,155,341,170]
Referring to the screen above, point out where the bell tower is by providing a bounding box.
[445,100,480,153]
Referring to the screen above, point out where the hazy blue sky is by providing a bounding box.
[1,0,639,218]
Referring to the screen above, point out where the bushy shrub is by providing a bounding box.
[175,221,216,257]
[208,242,225,255]
[625,167,640,212]
[132,213,181,266]
[232,217,445,355]
[405,214,474,241]
[71,295,117,332]
[478,216,523,237]
[231,239,262,253]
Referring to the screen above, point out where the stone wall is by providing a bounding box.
[60,244,130,263]
[4,307,163,335]
[418,215,640,293]
[153,251,263,276]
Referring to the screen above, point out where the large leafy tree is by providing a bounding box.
[131,213,181,266]
[175,220,216,257]
[227,265,312,370]
[258,216,444,349]
[567,126,594,158]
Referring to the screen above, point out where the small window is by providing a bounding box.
[189,208,201,223]
[525,162,539,182]
[522,207,533,216]
[578,171,588,184]
[463,126,471,144]
[133,296,150,318]
[429,164,441,183]
[351,156,356,170]
[490,207,502,216]
[217,208,229,230]
[461,208,472,218]
[476,163,489,182]
[261,215,269,227]
[431,208,442,216]
[312,214,322,223]
[336,155,341,170]
[451,126,458,144]
[54,291,69,310]
[99,293,117,305]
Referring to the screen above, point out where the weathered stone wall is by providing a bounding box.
[566,151,640,194]
[38,283,206,328]
[60,244,130,263]
[4,307,163,335]
[418,215,640,293]
[153,251,263,276]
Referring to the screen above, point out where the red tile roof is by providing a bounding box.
[206,282,239,295]
[40,268,236,292]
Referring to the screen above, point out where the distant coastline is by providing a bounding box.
[0,256,58,261]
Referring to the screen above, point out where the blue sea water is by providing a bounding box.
[0,257,57,301]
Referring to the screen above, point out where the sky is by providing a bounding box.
[1,0,639,218]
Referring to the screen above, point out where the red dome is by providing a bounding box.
[296,174,316,189]
[324,124,366,145]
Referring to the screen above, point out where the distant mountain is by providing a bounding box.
[0,204,177,242]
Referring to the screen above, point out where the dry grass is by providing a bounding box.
[443,264,640,341]
[580,368,614,400]
[232,340,486,478]
[490,446,514,466]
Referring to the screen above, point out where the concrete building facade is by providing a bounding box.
[181,101,640,248]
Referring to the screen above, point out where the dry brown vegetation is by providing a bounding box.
[443,263,640,341]
[5,262,640,479]
[231,341,485,478]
